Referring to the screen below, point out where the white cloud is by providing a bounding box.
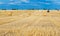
[8,2,15,4]
[0,2,4,4]
[9,0,14,1]
[21,0,30,3]
[50,0,60,5]
[8,2,21,5]
[45,2,50,5]
[38,2,50,5]
[53,2,60,5]
[8,0,30,5]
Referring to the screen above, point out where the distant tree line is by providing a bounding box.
[0,8,59,11]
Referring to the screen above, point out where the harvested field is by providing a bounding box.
[0,10,60,36]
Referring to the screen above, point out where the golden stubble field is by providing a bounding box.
[0,10,60,36]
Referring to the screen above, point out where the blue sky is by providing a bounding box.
[0,0,60,10]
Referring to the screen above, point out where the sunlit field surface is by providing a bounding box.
[0,10,60,36]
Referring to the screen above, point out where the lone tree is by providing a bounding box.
[47,9,50,13]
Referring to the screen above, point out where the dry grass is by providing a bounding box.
[0,10,60,36]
